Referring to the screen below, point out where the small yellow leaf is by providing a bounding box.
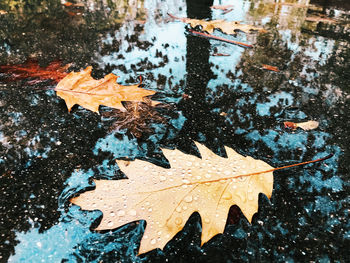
[55,66,158,113]
[71,142,274,254]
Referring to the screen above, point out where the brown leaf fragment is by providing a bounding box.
[284,121,297,130]
[0,60,70,83]
[182,93,191,100]
[262,64,280,72]
[284,120,319,130]
[0,10,7,15]
[168,13,266,34]
[55,66,158,113]
[71,142,274,254]
[1,171,12,178]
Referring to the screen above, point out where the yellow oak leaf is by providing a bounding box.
[55,66,158,113]
[71,142,274,254]
[169,13,267,34]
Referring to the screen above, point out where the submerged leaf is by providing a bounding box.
[71,142,273,254]
[0,60,70,83]
[102,100,169,138]
[55,67,158,113]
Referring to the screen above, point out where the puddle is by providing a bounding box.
[0,0,349,262]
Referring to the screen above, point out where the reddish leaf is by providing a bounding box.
[0,60,70,83]
[63,2,84,7]
[262,64,280,72]
[63,2,73,6]
[284,121,298,129]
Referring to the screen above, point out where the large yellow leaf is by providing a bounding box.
[55,66,158,113]
[71,142,273,254]
[169,13,267,34]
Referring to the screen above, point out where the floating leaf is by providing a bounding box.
[284,120,319,130]
[168,13,266,34]
[284,121,298,129]
[55,66,158,113]
[262,64,280,72]
[71,142,274,254]
[295,120,319,130]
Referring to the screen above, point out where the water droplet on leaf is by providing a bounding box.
[175,217,182,225]
[184,195,193,203]
[222,192,232,200]
[159,175,166,181]
[117,210,126,216]
[128,209,137,216]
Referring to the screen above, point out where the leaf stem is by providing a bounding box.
[137,154,334,194]
[256,154,334,175]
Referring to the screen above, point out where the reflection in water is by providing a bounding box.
[98,0,187,96]
[0,0,349,262]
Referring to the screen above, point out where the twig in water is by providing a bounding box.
[188,29,253,48]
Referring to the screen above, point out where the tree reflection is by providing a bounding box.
[0,0,147,66]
